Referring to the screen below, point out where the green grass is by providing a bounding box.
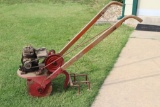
[0,2,134,107]
[0,0,111,5]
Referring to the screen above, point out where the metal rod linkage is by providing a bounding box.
[59,1,123,56]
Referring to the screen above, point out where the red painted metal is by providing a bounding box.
[41,67,64,88]
[17,64,69,97]
[61,15,143,70]
[61,70,70,88]
[48,50,56,56]
[59,1,123,56]
[27,79,52,97]
[45,55,64,73]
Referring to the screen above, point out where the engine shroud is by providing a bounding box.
[20,46,39,74]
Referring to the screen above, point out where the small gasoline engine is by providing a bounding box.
[19,46,48,74]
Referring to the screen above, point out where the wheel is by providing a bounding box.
[27,79,52,97]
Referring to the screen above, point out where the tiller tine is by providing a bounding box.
[27,79,52,97]
[25,69,69,97]
[18,64,70,97]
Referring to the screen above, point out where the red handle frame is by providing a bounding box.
[59,1,123,56]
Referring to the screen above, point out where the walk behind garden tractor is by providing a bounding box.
[17,1,142,97]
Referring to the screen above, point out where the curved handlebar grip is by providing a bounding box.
[115,15,143,28]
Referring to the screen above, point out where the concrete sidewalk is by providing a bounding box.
[92,30,160,107]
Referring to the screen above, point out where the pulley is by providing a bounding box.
[45,54,64,73]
